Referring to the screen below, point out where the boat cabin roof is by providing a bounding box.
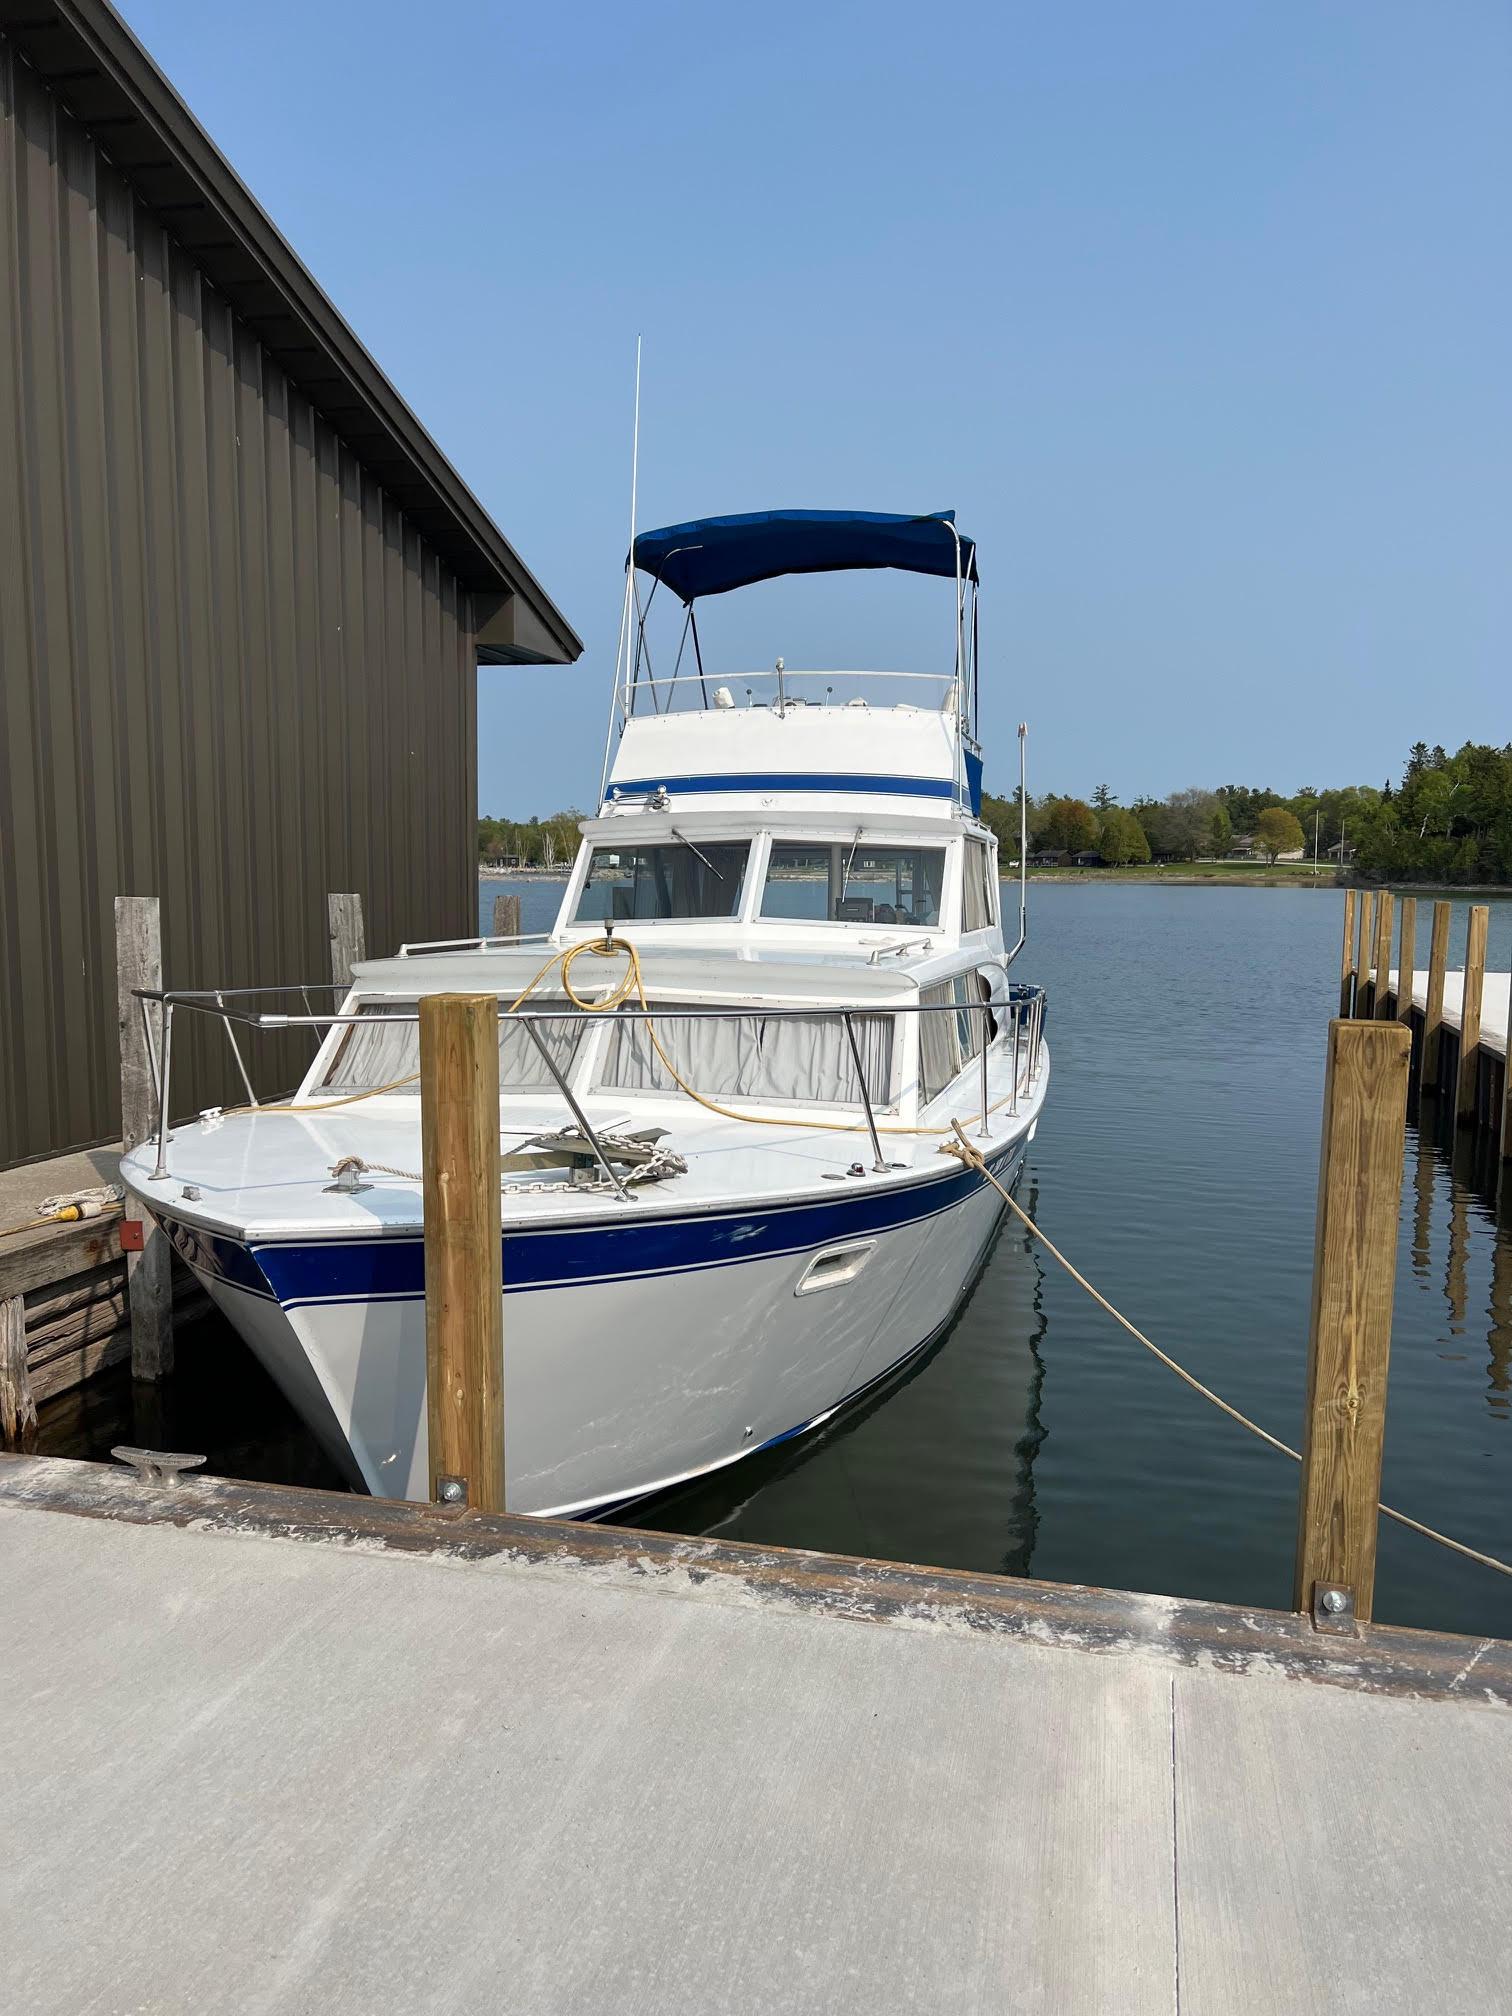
[349,943,930,1005]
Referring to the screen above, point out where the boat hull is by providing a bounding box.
[162,1139,1027,1517]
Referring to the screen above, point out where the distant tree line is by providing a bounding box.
[979,741,1512,882]
[478,810,585,869]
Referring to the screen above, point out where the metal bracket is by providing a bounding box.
[111,1446,207,1487]
[1311,1581,1358,1636]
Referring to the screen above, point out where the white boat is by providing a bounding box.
[121,507,1049,1517]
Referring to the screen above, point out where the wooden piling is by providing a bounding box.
[1423,901,1451,1087]
[492,891,522,939]
[1395,898,1416,1026]
[419,993,505,1513]
[0,1294,35,1448]
[1339,889,1357,1017]
[1355,891,1376,1017]
[1293,1019,1411,1624]
[1372,892,1393,1021]
[328,892,366,989]
[115,897,172,1381]
[1456,906,1488,1124]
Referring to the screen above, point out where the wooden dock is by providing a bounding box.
[1340,888,1510,1154]
[1,1453,1508,2015]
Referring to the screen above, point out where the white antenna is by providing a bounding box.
[598,336,644,808]
[629,332,642,555]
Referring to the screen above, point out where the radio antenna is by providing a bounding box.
[598,335,644,807]
[629,332,642,557]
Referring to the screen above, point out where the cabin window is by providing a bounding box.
[598,1006,895,1109]
[319,1000,588,1095]
[574,841,750,923]
[919,976,997,1101]
[918,983,962,1102]
[761,843,946,926]
[963,840,996,932]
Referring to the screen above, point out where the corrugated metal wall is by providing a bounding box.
[0,42,478,1164]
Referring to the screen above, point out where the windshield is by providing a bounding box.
[761,842,946,926]
[574,840,750,922]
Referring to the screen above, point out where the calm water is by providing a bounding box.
[45,881,1512,1638]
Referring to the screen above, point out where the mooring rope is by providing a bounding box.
[943,1122,1512,1583]
[0,1186,125,1242]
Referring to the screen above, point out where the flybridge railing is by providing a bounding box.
[130,983,1048,1199]
[618,667,962,714]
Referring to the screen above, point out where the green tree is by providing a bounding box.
[1254,806,1305,862]
[1099,806,1150,866]
[1207,806,1232,858]
[1038,797,1100,855]
[1091,783,1114,810]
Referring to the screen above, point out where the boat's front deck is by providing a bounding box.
[122,1044,1042,1244]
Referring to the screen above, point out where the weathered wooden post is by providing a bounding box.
[1338,888,1357,1017]
[116,896,172,1381]
[1422,900,1451,1088]
[1293,1019,1410,1624]
[492,891,522,939]
[1395,897,1416,1026]
[328,892,366,989]
[1457,905,1488,1124]
[419,993,505,1513]
[0,1295,34,1449]
[1355,891,1376,1017]
[1372,891,1394,1022]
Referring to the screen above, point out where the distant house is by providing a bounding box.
[1072,851,1106,868]
[1029,850,1068,867]
[1327,839,1357,863]
[1227,834,1258,860]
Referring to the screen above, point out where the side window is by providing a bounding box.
[919,982,963,1102]
[962,840,995,931]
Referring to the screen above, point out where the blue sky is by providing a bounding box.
[123,0,1510,812]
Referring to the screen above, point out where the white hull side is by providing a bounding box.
[184,1149,1024,1517]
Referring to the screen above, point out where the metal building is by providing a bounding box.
[0,0,580,1166]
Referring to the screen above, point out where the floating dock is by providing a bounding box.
[2,1454,1510,2015]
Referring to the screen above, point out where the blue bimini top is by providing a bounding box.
[630,508,978,603]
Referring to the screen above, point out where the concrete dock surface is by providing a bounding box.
[2,1456,1510,2015]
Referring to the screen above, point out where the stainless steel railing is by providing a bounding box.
[131,982,1047,1190]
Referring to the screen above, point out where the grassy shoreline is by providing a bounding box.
[1006,862,1338,888]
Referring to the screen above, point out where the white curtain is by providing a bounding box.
[321,1000,587,1094]
[918,983,962,1102]
[600,1009,894,1108]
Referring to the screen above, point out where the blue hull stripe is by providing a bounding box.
[160,1143,1022,1314]
[608,771,968,804]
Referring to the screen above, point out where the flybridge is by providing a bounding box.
[603,697,985,820]
[598,508,985,818]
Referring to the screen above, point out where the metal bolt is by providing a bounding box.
[436,1475,467,1507]
[1322,1588,1346,1615]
